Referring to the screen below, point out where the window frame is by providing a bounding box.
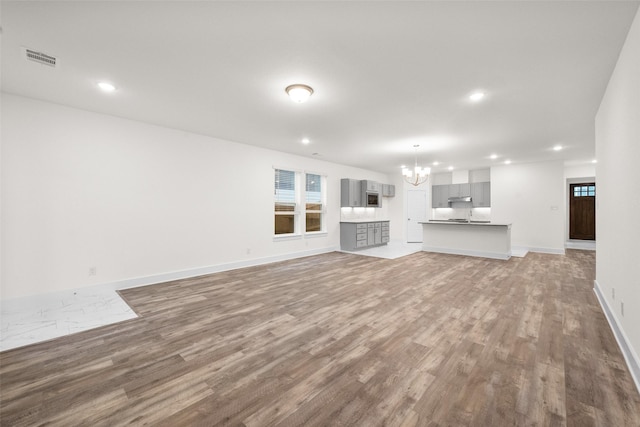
[304,171,327,235]
[274,167,302,239]
[573,184,596,198]
[273,167,328,240]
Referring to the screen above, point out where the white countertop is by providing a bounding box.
[340,219,390,223]
[421,221,511,227]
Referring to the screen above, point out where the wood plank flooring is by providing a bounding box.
[1,250,639,426]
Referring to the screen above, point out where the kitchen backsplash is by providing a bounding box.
[341,207,384,221]
[431,207,491,221]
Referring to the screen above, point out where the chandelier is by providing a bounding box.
[402,145,431,186]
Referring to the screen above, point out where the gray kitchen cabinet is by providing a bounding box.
[381,221,390,243]
[367,222,382,245]
[382,184,395,197]
[471,182,491,207]
[449,183,471,198]
[361,180,381,192]
[340,221,390,250]
[341,178,362,207]
[431,184,450,208]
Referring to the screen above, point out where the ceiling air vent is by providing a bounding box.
[23,47,58,68]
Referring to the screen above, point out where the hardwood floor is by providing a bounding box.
[1,250,639,426]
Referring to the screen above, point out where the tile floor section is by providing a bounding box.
[340,241,423,259]
[0,288,137,352]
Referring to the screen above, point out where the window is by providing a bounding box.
[274,169,298,235]
[305,173,325,233]
[274,169,327,237]
[573,185,596,197]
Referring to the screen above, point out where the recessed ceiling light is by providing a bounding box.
[285,84,313,103]
[448,166,454,171]
[469,91,485,102]
[490,154,498,160]
[504,160,511,165]
[301,138,310,144]
[592,159,598,164]
[97,81,116,92]
[553,145,563,151]
[433,161,440,166]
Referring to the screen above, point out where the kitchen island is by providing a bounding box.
[420,221,512,260]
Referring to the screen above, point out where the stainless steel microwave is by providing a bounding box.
[365,191,381,207]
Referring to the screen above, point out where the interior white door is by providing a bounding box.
[407,190,427,242]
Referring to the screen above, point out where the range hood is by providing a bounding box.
[448,196,472,203]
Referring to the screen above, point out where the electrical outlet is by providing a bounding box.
[89,267,97,276]
[621,301,624,317]
[612,288,615,299]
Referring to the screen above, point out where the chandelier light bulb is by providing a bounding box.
[403,145,430,186]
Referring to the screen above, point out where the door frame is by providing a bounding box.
[566,176,596,242]
[406,189,428,243]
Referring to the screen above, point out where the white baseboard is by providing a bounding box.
[112,246,341,292]
[510,246,566,257]
[422,246,510,260]
[593,280,640,394]
[1,246,340,307]
[528,246,566,255]
[511,246,529,257]
[565,240,596,250]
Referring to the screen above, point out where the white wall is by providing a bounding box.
[595,6,640,383]
[469,169,490,183]
[0,94,391,299]
[491,161,565,253]
[565,164,596,180]
[387,173,408,242]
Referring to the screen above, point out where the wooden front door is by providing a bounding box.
[570,183,596,240]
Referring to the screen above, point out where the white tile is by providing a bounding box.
[341,241,423,259]
[1,288,137,352]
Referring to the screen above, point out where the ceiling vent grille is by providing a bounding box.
[23,48,58,68]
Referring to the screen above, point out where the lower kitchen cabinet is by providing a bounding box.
[340,221,390,250]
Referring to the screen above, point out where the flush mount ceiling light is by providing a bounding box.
[553,145,563,151]
[448,166,454,171]
[402,145,431,186]
[469,91,485,102]
[301,138,310,144]
[592,159,598,164]
[97,81,116,93]
[285,84,314,103]
[490,154,498,160]
[504,159,512,165]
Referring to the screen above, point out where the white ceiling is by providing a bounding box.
[2,1,638,175]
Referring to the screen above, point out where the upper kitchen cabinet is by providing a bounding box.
[448,183,471,198]
[361,180,381,192]
[471,182,491,207]
[341,178,362,207]
[432,184,450,208]
[382,184,395,197]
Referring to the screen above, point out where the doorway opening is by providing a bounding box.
[569,182,596,240]
[407,190,427,242]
